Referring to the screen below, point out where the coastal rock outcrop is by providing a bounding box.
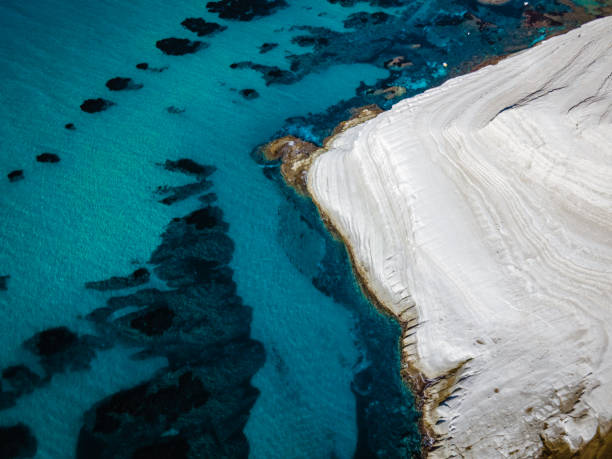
[155,38,204,56]
[294,17,612,458]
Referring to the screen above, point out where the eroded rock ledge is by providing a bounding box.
[264,17,612,458]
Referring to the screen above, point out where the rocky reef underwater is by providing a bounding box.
[1,0,610,458]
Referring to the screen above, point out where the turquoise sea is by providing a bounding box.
[0,0,605,457]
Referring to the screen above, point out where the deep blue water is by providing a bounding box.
[0,0,605,457]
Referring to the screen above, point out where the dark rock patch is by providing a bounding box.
[85,268,150,291]
[1,365,42,396]
[0,423,37,458]
[105,77,143,91]
[163,159,215,178]
[259,42,278,53]
[130,306,175,336]
[181,18,226,36]
[25,326,78,357]
[343,11,390,28]
[136,63,168,72]
[7,170,24,182]
[166,106,185,114]
[78,162,264,458]
[239,88,259,99]
[20,326,105,379]
[206,0,288,21]
[131,436,189,459]
[156,159,216,205]
[328,0,404,6]
[65,123,76,130]
[80,98,114,113]
[230,62,297,85]
[36,153,60,163]
[0,275,9,290]
[156,182,212,206]
[155,38,205,56]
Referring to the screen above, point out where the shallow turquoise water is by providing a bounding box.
[0,0,601,457]
[0,0,392,457]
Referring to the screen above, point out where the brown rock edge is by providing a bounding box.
[260,104,612,458]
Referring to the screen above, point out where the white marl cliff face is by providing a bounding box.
[307,17,612,458]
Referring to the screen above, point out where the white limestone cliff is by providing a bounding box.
[307,17,612,457]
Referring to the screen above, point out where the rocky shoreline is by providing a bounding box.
[262,17,612,458]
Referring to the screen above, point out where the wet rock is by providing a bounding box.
[0,275,9,290]
[7,170,24,182]
[155,38,205,56]
[181,18,226,36]
[239,88,259,99]
[260,136,318,195]
[105,77,143,91]
[259,42,278,53]
[1,365,41,395]
[36,153,60,163]
[0,423,37,458]
[80,98,114,113]
[370,85,407,100]
[384,55,413,69]
[65,123,76,130]
[206,0,288,21]
[85,268,150,291]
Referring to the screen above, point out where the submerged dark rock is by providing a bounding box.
[105,77,143,91]
[206,0,288,21]
[239,88,259,99]
[1,365,41,395]
[343,11,390,28]
[36,153,60,163]
[166,106,185,114]
[0,423,37,458]
[155,38,205,56]
[181,18,226,36]
[0,275,9,290]
[22,326,103,378]
[230,62,297,85]
[85,268,150,291]
[64,123,76,130]
[80,98,114,113]
[157,182,213,205]
[7,170,24,182]
[136,63,168,72]
[259,42,278,53]
[25,326,78,357]
[78,160,264,458]
[163,159,215,178]
[156,159,216,205]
